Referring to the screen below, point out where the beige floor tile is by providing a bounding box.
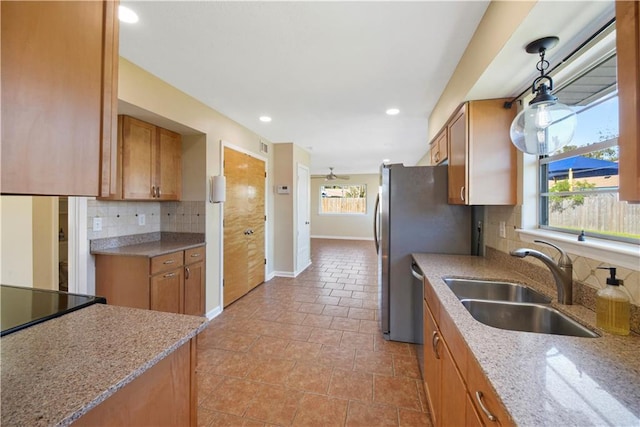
[328,369,374,402]
[345,401,399,426]
[373,375,422,411]
[292,393,349,426]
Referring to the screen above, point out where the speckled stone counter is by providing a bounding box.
[90,232,205,257]
[1,304,209,427]
[412,252,640,426]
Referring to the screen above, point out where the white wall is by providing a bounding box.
[310,174,379,240]
[1,196,34,286]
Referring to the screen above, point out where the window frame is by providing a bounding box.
[318,183,367,216]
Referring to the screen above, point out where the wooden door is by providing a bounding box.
[150,267,184,314]
[157,128,182,200]
[440,343,467,427]
[447,105,467,205]
[224,147,249,306]
[123,116,156,200]
[246,154,266,290]
[1,1,117,196]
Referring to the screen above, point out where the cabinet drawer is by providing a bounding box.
[467,355,514,426]
[185,247,204,264]
[151,251,184,275]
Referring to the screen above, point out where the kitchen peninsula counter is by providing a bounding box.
[1,304,208,426]
[412,251,640,426]
[90,231,204,257]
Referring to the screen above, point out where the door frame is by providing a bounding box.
[220,141,268,309]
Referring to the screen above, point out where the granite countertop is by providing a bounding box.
[412,253,640,426]
[1,304,209,427]
[90,232,205,257]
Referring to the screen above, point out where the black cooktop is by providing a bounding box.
[0,285,106,337]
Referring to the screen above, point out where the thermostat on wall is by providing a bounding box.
[276,185,290,194]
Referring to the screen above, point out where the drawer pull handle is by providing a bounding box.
[163,272,176,278]
[431,331,440,360]
[163,260,176,265]
[185,266,190,279]
[190,253,200,258]
[460,186,465,202]
[475,391,497,422]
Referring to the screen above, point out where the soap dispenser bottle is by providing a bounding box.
[596,267,630,335]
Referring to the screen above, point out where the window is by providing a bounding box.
[320,184,367,215]
[538,48,640,243]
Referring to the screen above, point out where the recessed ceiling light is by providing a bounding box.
[386,108,400,116]
[118,5,139,24]
[259,116,272,123]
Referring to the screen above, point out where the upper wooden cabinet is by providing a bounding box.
[1,1,119,196]
[429,129,448,165]
[616,0,640,203]
[105,115,182,201]
[446,99,517,205]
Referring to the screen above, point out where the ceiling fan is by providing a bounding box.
[311,167,350,181]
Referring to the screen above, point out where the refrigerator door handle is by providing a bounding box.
[373,193,380,254]
[410,262,424,281]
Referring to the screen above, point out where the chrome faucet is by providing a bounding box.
[510,240,573,304]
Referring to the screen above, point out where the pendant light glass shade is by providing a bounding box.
[510,99,577,155]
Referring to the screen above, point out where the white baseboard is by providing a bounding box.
[265,271,276,281]
[206,306,222,320]
[273,270,296,278]
[311,235,374,241]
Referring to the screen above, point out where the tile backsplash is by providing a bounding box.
[485,205,640,307]
[87,200,205,240]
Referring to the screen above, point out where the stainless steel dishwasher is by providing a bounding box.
[410,260,425,379]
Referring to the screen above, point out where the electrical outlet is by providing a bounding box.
[138,214,146,226]
[93,217,102,232]
[499,221,506,238]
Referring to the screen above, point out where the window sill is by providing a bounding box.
[516,229,640,271]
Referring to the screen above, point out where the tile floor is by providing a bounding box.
[197,239,432,426]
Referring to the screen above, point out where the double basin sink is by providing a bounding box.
[443,278,598,338]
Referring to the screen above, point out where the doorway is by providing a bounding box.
[223,146,266,307]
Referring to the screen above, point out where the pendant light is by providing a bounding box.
[510,37,577,155]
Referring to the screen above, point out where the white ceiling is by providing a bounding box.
[119,1,490,175]
[119,1,614,176]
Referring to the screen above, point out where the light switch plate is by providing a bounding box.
[138,214,146,226]
[93,217,102,232]
[499,221,506,238]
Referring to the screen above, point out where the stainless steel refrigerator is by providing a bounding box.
[374,164,477,345]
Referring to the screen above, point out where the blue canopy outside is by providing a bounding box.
[548,156,619,179]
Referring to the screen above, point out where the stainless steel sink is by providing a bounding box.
[460,299,599,338]
[443,278,552,304]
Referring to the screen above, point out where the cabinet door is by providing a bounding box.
[430,129,448,165]
[157,128,182,200]
[184,260,205,316]
[423,301,441,425]
[1,1,117,196]
[440,344,467,427]
[123,116,157,200]
[617,0,640,202]
[447,106,467,204]
[465,392,484,427]
[150,267,184,314]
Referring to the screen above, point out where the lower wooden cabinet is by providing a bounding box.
[74,338,197,427]
[96,246,205,316]
[423,278,514,427]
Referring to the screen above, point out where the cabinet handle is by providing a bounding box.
[163,272,176,278]
[185,266,190,279]
[460,186,465,202]
[152,185,156,198]
[431,331,441,359]
[435,152,440,163]
[190,253,200,258]
[156,186,161,198]
[163,259,176,265]
[475,391,497,422]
